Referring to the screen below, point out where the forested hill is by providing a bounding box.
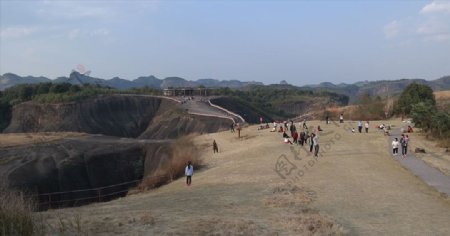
[1,72,449,103]
[303,76,450,103]
[0,72,263,91]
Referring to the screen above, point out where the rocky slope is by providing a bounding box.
[4,95,165,137]
[0,135,172,209]
[3,95,231,138]
[0,95,234,208]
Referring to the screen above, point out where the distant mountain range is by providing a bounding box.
[0,72,263,91]
[1,72,449,103]
[301,76,450,102]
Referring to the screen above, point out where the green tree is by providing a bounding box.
[19,85,34,101]
[431,111,450,140]
[36,83,51,94]
[69,84,81,93]
[50,83,71,93]
[396,83,435,115]
[410,101,436,132]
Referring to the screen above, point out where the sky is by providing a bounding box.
[1,0,450,86]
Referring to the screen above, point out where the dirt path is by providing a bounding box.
[387,128,450,197]
[41,121,450,235]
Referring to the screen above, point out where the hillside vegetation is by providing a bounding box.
[210,85,349,122]
[0,83,160,131]
[396,83,450,147]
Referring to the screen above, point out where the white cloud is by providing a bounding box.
[383,20,401,39]
[417,2,450,42]
[420,1,450,14]
[384,1,450,43]
[417,18,448,35]
[0,26,39,39]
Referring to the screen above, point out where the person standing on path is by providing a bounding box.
[365,121,369,133]
[299,131,305,146]
[358,121,363,133]
[185,161,193,186]
[290,122,296,137]
[402,134,409,158]
[339,114,344,123]
[213,140,219,153]
[303,119,308,129]
[313,134,319,157]
[392,138,399,156]
[293,130,299,144]
[309,133,315,153]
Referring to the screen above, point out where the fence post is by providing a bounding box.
[48,194,52,209]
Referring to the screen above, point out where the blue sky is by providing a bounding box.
[1,0,449,85]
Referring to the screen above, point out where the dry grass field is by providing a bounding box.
[36,120,450,235]
[406,129,450,176]
[435,90,450,111]
[435,90,450,100]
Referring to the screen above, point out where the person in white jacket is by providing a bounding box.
[313,134,319,157]
[185,161,194,186]
[392,138,399,156]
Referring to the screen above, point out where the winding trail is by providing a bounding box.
[388,128,450,197]
[179,96,243,123]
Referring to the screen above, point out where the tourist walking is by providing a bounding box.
[358,121,363,133]
[213,140,219,153]
[230,123,235,133]
[401,134,409,158]
[392,138,399,156]
[185,161,194,186]
[365,121,369,133]
[339,114,344,123]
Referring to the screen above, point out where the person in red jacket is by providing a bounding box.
[293,131,299,144]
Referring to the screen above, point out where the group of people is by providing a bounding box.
[355,120,371,133]
[184,114,414,187]
[275,120,320,157]
[392,134,410,158]
[180,96,195,104]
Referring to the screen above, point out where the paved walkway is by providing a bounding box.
[180,97,241,123]
[388,128,450,197]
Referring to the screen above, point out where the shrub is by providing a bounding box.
[353,94,387,120]
[138,135,202,190]
[0,183,42,236]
